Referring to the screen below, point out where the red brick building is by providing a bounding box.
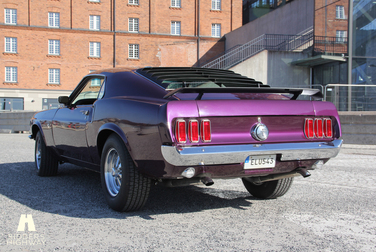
[1,0,242,110]
[314,0,348,54]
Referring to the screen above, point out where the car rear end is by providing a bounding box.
[136,67,342,191]
[161,98,342,182]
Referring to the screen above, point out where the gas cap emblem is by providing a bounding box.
[251,123,269,141]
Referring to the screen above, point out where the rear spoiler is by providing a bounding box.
[163,87,323,100]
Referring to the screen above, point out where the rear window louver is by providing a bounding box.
[136,67,267,89]
[136,67,323,101]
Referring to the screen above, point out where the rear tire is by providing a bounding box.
[100,134,151,212]
[242,177,293,199]
[34,131,58,176]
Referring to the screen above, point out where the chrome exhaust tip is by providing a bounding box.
[201,177,214,186]
[296,167,311,178]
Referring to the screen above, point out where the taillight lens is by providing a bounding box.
[304,118,314,139]
[304,118,333,139]
[175,119,211,143]
[188,120,199,143]
[314,118,323,138]
[200,119,211,142]
[324,119,333,138]
[175,120,186,143]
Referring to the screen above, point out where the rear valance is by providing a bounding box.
[163,87,323,100]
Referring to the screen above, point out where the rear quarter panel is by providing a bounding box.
[87,97,168,177]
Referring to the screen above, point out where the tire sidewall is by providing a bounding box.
[35,131,44,176]
[100,135,131,211]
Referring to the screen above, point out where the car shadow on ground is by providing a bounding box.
[0,161,255,219]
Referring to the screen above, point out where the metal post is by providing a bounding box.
[347,0,354,111]
[197,0,200,67]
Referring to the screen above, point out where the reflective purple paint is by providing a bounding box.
[166,99,341,146]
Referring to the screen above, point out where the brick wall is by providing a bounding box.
[314,0,348,37]
[0,0,242,91]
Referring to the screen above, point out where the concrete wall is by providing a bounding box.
[267,51,310,88]
[0,111,36,133]
[230,50,269,84]
[225,0,314,50]
[0,89,71,111]
[230,50,310,88]
[339,112,376,145]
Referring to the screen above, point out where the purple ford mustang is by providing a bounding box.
[29,67,342,212]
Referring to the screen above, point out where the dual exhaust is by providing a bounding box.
[161,166,314,187]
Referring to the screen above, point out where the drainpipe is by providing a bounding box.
[70,0,73,29]
[28,0,30,26]
[149,0,151,33]
[230,0,233,31]
[324,0,327,53]
[113,0,116,68]
[197,0,200,67]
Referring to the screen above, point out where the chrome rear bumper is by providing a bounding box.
[161,139,343,166]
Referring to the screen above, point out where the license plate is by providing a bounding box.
[244,155,276,169]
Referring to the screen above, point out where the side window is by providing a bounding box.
[71,76,105,105]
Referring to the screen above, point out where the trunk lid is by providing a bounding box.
[166,99,340,146]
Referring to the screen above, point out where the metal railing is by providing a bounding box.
[202,32,314,69]
[314,36,348,56]
[324,84,376,111]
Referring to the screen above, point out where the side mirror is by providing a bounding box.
[58,96,69,105]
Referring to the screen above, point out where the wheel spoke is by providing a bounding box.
[104,148,122,197]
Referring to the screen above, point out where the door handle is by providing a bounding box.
[81,110,89,116]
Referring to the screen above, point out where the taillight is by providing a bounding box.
[175,119,186,143]
[304,118,314,139]
[304,118,333,139]
[200,119,211,142]
[188,120,199,143]
[324,119,333,138]
[314,118,323,138]
[175,119,211,143]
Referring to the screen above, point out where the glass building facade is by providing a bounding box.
[351,0,376,84]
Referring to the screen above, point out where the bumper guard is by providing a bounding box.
[161,139,343,166]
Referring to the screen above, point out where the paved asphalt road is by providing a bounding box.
[0,134,375,251]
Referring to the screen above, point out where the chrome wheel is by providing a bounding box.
[35,137,41,170]
[104,148,122,197]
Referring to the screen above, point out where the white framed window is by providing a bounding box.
[336,6,345,19]
[89,0,100,2]
[128,44,139,59]
[5,37,17,53]
[89,15,100,30]
[128,0,139,5]
[5,9,17,24]
[48,68,60,84]
[336,30,347,42]
[128,18,139,32]
[171,0,181,8]
[48,12,60,28]
[212,0,221,10]
[48,40,60,55]
[171,21,181,35]
[211,23,221,37]
[89,42,101,57]
[5,67,17,83]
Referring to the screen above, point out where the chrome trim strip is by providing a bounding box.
[161,139,343,166]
